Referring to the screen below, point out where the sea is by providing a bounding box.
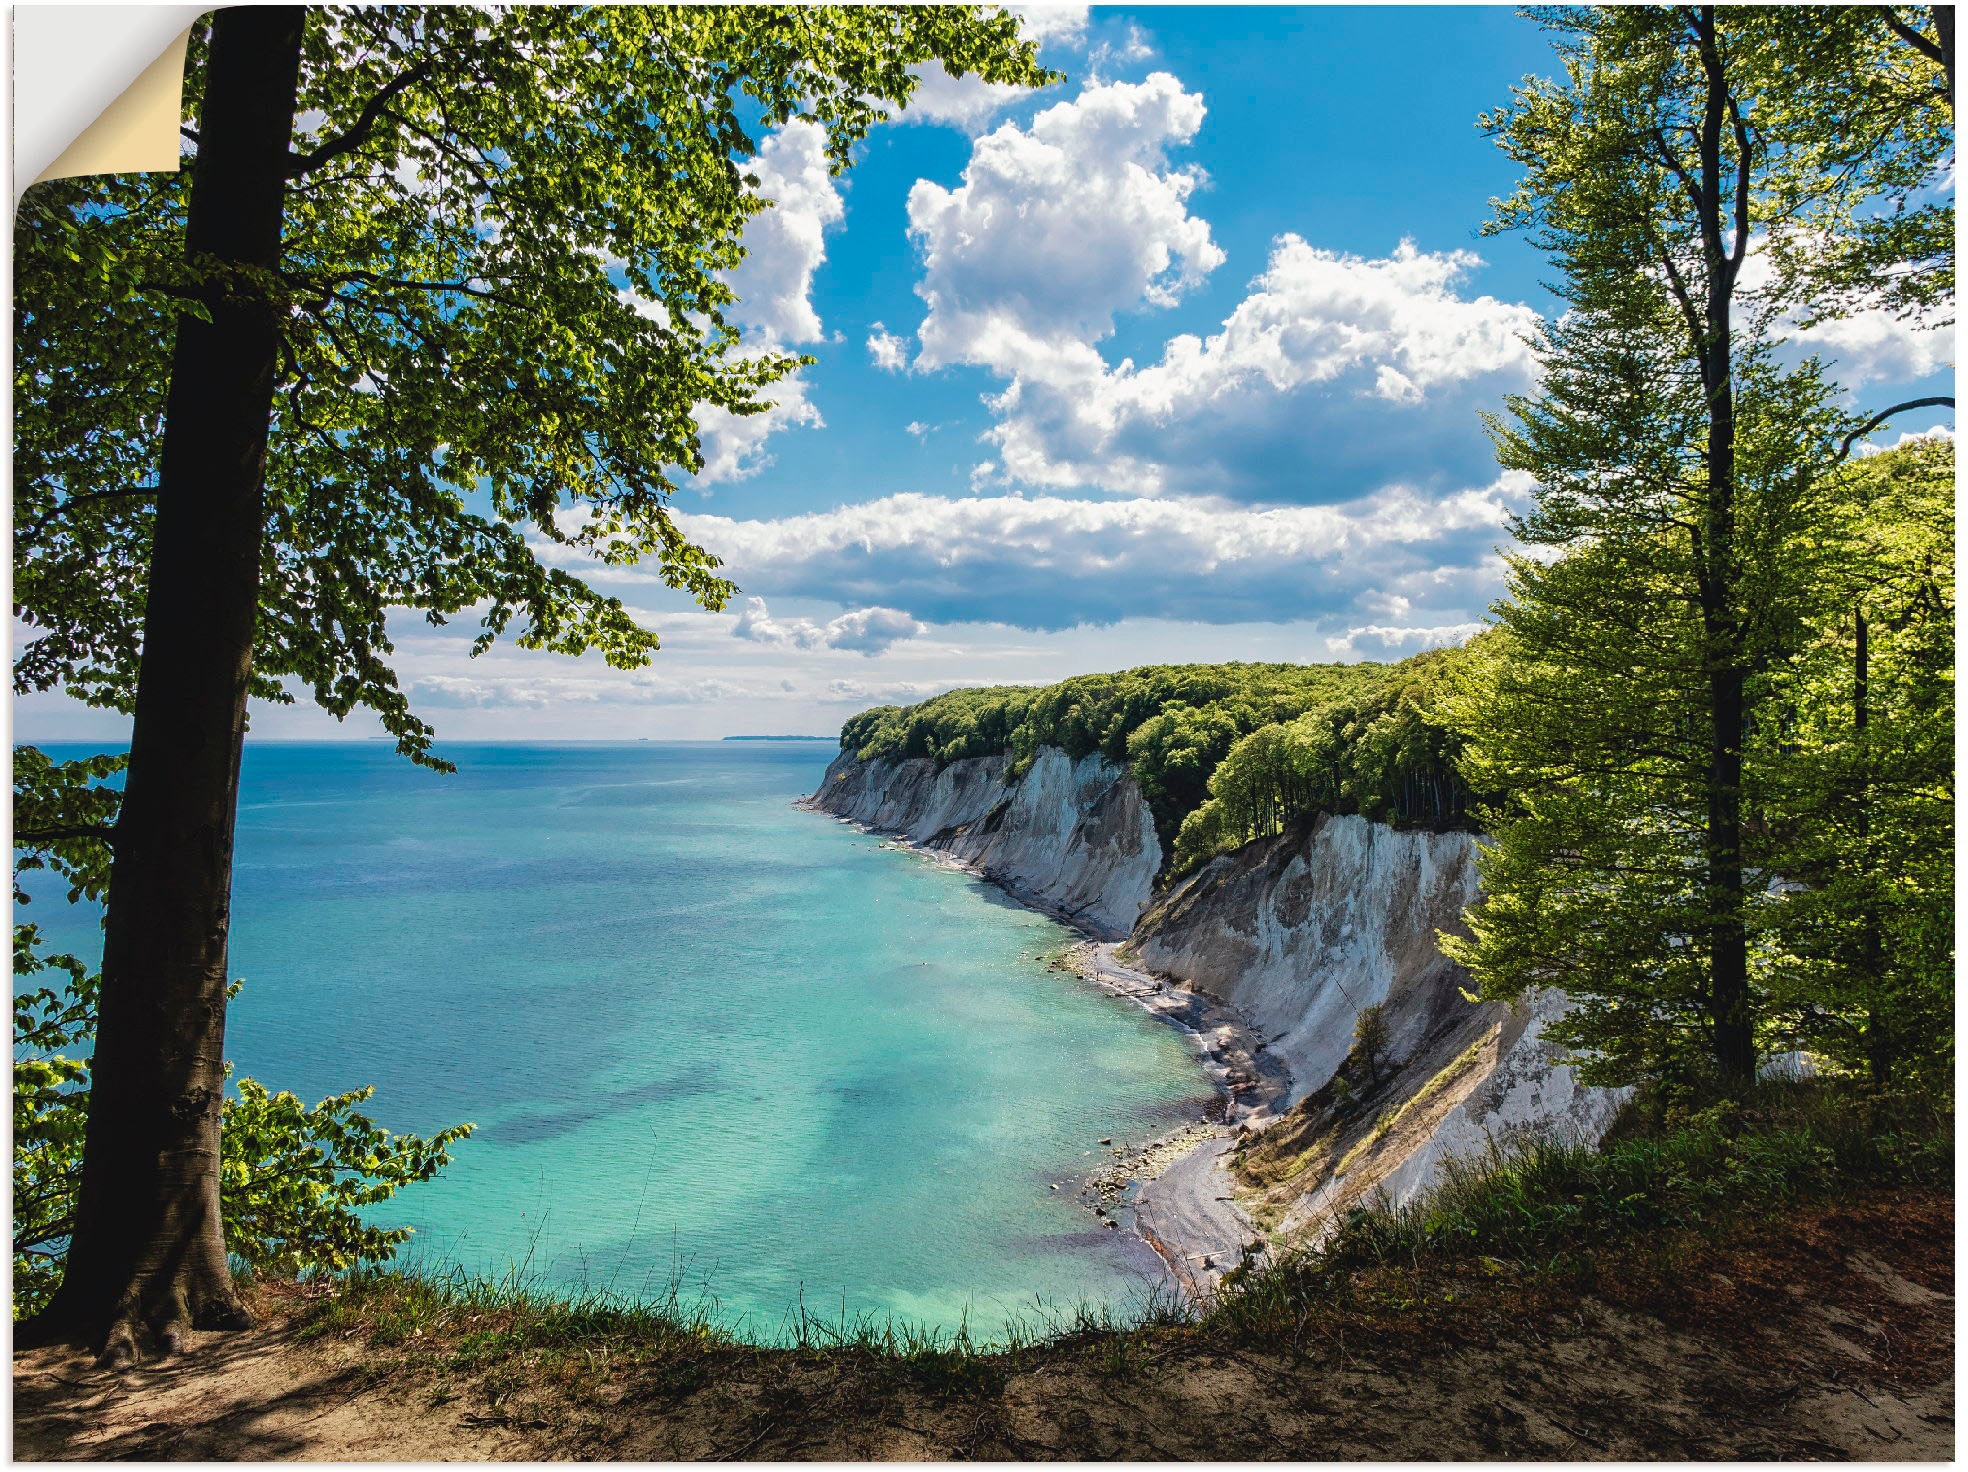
[16,740,1215,1342]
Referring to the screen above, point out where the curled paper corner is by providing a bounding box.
[13,5,209,206]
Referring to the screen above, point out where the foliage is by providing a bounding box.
[1171,645,1477,873]
[219,1080,475,1282]
[1351,1004,1391,1086]
[1758,439,1955,1088]
[15,5,1055,769]
[1304,1079,1951,1276]
[841,662,1391,843]
[1440,6,1952,1089]
[11,747,475,1318]
[1744,6,1955,328]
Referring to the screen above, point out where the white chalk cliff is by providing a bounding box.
[808,746,1625,1246]
[809,747,1160,940]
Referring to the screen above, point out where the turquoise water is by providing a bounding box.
[19,741,1212,1340]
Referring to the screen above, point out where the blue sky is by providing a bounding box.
[18,5,1954,746]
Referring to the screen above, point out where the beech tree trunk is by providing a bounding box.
[1679,6,1757,1089]
[29,6,304,1365]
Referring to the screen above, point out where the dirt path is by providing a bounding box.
[12,1327,530,1461]
[15,1196,1953,1462]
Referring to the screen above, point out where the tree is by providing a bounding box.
[1445,6,1952,1090]
[14,4,1051,1362]
[1352,1004,1392,1087]
[1759,438,1954,1088]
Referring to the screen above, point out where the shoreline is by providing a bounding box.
[797,794,1290,1303]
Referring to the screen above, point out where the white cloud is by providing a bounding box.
[726,121,844,345]
[732,596,925,656]
[1088,22,1154,74]
[1791,307,1951,388]
[410,670,745,709]
[1855,422,1955,457]
[904,420,935,440]
[694,374,825,485]
[694,121,845,484]
[1007,4,1090,45]
[906,72,1224,376]
[1332,622,1484,656]
[1736,235,1951,391]
[978,235,1541,498]
[867,322,911,372]
[680,476,1530,631]
[891,8,1090,134]
[897,61,1036,134]
[825,678,929,704]
[899,74,1537,500]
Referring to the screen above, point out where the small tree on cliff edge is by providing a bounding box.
[14,4,1051,1363]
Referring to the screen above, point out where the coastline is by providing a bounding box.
[796,794,1289,1304]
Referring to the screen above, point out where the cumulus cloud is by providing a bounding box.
[1735,236,1952,391]
[1332,622,1484,656]
[725,121,845,345]
[1791,307,1952,388]
[731,596,925,656]
[906,72,1225,375]
[1007,4,1090,45]
[979,236,1544,497]
[680,478,1530,632]
[891,6,1090,134]
[824,678,929,704]
[867,322,911,371]
[695,121,844,483]
[1855,422,1955,457]
[897,62,1037,134]
[694,375,825,485]
[897,73,1537,500]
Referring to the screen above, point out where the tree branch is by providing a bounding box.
[285,59,437,179]
[1725,92,1752,280]
[1878,5,1944,66]
[16,487,155,546]
[1833,397,1955,462]
[14,825,117,847]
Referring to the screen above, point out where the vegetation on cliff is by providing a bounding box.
[839,656,1471,852]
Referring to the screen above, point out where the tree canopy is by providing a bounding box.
[15,4,1054,768]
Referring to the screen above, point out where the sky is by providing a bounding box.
[15,4,1955,747]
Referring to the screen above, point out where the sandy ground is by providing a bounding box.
[1065,941,1289,1296]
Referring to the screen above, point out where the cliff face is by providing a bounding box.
[1132,814,1483,1107]
[808,747,1160,940]
[809,747,1624,1247]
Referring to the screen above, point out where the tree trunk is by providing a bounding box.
[1853,607,1891,1086]
[27,6,304,1366]
[1692,7,1756,1089]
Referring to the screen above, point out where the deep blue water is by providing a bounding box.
[18,741,1212,1340]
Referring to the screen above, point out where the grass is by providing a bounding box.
[278,1076,1950,1410]
[1200,1075,1951,1343]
